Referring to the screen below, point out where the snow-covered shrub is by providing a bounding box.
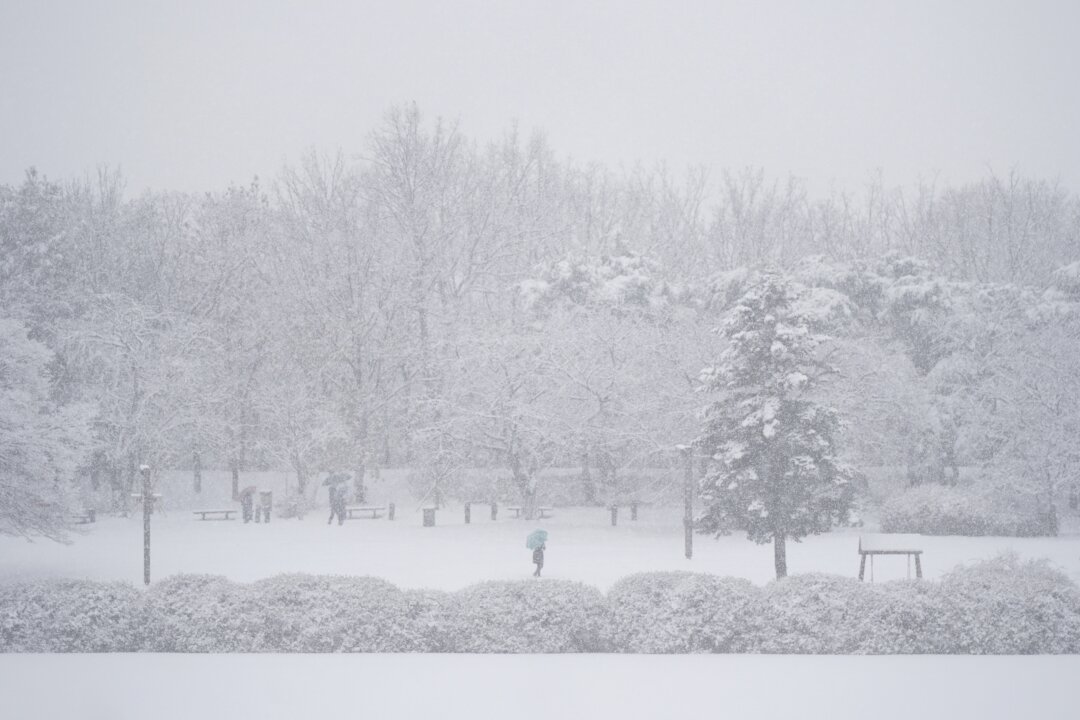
[754,574,876,653]
[934,554,1080,653]
[880,484,1048,536]
[246,574,424,652]
[401,589,453,652]
[144,574,264,652]
[845,580,943,653]
[445,580,612,652]
[607,572,761,653]
[0,579,145,652]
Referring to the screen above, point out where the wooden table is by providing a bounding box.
[858,535,923,580]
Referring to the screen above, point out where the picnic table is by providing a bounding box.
[506,506,553,519]
[346,505,387,519]
[193,509,236,521]
[858,534,923,580]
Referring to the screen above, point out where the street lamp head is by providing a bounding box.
[139,465,151,475]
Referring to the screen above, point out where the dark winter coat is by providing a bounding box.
[532,545,545,565]
[331,486,347,512]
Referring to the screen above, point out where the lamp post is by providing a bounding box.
[140,464,152,585]
[677,445,693,560]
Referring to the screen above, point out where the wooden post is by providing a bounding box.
[915,553,923,579]
[490,501,498,521]
[610,505,618,526]
[388,502,396,521]
[680,445,693,560]
[464,502,471,524]
[193,449,202,494]
[140,465,151,586]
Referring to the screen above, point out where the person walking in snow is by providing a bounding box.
[327,483,347,526]
[532,542,545,577]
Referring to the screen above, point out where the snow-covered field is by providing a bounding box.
[2,504,1079,589]
[1,654,1077,720]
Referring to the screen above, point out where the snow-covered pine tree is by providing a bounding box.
[697,271,856,578]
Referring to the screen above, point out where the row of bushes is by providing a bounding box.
[879,484,1055,537]
[3,555,1079,653]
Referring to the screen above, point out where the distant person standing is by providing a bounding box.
[239,486,256,523]
[532,542,545,577]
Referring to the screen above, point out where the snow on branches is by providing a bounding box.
[696,272,856,578]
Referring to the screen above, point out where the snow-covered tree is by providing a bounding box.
[697,272,856,578]
[0,319,92,539]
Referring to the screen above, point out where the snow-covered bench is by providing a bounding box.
[506,506,553,519]
[858,534,923,580]
[193,509,236,521]
[346,505,387,519]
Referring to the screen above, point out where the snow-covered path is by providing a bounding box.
[2,506,1079,589]
[1,654,1076,720]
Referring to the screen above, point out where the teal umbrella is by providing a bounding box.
[526,529,548,550]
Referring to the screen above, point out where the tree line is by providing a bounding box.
[2,104,1078,541]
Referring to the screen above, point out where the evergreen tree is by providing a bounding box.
[697,272,856,578]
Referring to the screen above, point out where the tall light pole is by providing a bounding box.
[677,445,694,560]
[140,465,152,585]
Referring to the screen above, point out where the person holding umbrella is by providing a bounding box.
[526,529,548,577]
[238,486,257,523]
[324,473,349,526]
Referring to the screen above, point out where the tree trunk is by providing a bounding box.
[231,461,240,500]
[580,450,596,505]
[291,452,307,494]
[354,463,367,504]
[774,533,788,579]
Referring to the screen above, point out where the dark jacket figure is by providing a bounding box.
[327,485,347,526]
[256,490,272,523]
[240,493,254,523]
[532,543,545,577]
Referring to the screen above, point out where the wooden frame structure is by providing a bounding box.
[858,536,923,581]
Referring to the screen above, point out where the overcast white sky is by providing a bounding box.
[1,0,1078,196]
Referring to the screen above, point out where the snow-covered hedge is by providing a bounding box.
[0,579,145,652]
[607,572,760,652]
[880,484,1050,536]
[934,555,1080,653]
[443,579,612,652]
[246,575,428,652]
[144,574,264,652]
[3,560,1079,653]
[144,574,433,652]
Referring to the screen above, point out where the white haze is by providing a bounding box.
[1,0,1079,195]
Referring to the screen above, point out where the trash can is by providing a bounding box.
[423,507,436,527]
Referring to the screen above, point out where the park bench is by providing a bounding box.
[858,534,923,580]
[346,505,387,519]
[70,509,96,524]
[193,509,236,521]
[506,506,553,519]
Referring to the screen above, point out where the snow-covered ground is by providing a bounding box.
[1,654,1077,720]
[2,505,1079,589]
